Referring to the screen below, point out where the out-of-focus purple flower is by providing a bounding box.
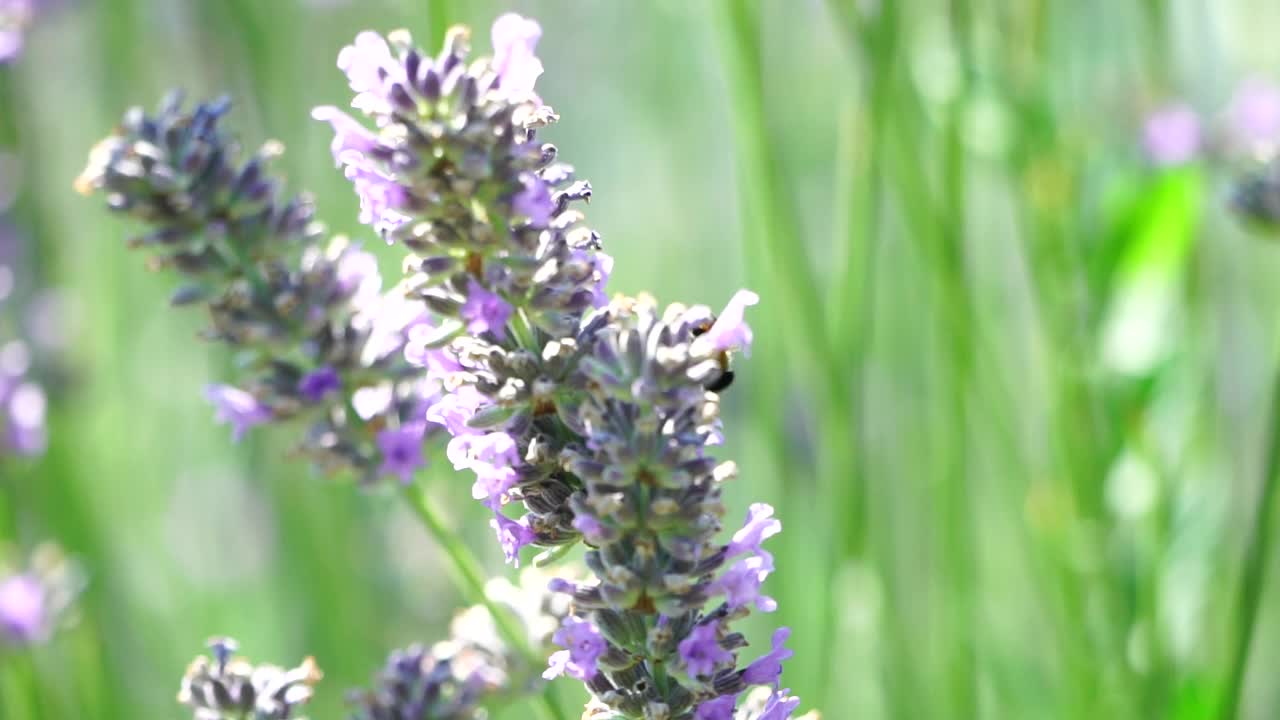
[460,280,512,340]
[512,175,553,227]
[1229,77,1280,147]
[377,423,427,484]
[756,688,800,720]
[335,247,382,306]
[698,289,760,357]
[490,13,544,97]
[298,366,341,402]
[0,0,34,64]
[543,616,604,681]
[695,695,738,720]
[727,503,781,559]
[741,628,793,687]
[311,106,380,164]
[337,31,403,112]
[4,381,45,455]
[490,511,535,566]
[572,513,607,544]
[404,324,462,375]
[0,573,43,643]
[1143,104,1201,167]
[205,384,271,442]
[425,386,487,438]
[678,621,733,678]
[344,162,410,234]
[713,554,777,612]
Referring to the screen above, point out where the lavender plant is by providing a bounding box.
[316,16,803,719]
[75,93,436,484]
[78,11,808,720]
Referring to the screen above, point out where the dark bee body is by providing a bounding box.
[691,317,735,393]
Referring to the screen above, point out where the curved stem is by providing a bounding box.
[1220,365,1280,719]
[400,484,567,720]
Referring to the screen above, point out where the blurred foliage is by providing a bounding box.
[3,0,1280,718]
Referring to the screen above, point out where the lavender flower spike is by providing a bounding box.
[543,616,605,681]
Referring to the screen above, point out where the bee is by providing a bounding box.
[691,318,735,393]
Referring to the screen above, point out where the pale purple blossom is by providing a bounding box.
[464,432,521,508]
[298,366,341,402]
[1143,104,1201,167]
[1229,77,1280,146]
[701,290,760,356]
[311,106,380,164]
[727,503,781,559]
[491,511,536,566]
[337,31,403,112]
[0,0,32,64]
[335,247,382,305]
[512,175,553,226]
[490,13,544,97]
[572,512,608,544]
[543,616,605,681]
[460,280,512,339]
[344,162,410,234]
[757,689,800,720]
[741,628,793,687]
[425,386,487,438]
[678,621,733,678]
[0,573,43,643]
[714,555,777,612]
[695,695,738,720]
[4,381,45,455]
[377,423,427,484]
[205,384,271,442]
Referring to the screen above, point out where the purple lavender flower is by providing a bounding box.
[490,13,544,97]
[460,280,512,340]
[572,513,607,544]
[756,688,801,720]
[0,0,33,64]
[311,106,381,165]
[344,163,410,234]
[512,175,553,227]
[425,386,486,438]
[4,381,45,455]
[695,695,738,720]
[337,31,403,112]
[490,512,535,566]
[741,628,793,687]
[699,289,760,356]
[714,555,777,612]
[298,366,341,402]
[205,384,271,442]
[1229,77,1280,147]
[335,246,382,304]
[377,423,427,484]
[727,503,781,559]
[679,621,733,678]
[0,573,43,643]
[543,617,604,681]
[463,432,520,508]
[1142,104,1201,167]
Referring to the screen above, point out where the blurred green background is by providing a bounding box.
[4,0,1280,717]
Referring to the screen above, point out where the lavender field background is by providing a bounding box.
[4,0,1280,718]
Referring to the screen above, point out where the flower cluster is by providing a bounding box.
[75,94,437,483]
[318,16,802,719]
[0,543,81,646]
[0,0,35,63]
[179,637,322,720]
[349,567,573,720]
[315,15,610,559]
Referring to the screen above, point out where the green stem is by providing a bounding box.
[400,484,567,720]
[1219,365,1280,720]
